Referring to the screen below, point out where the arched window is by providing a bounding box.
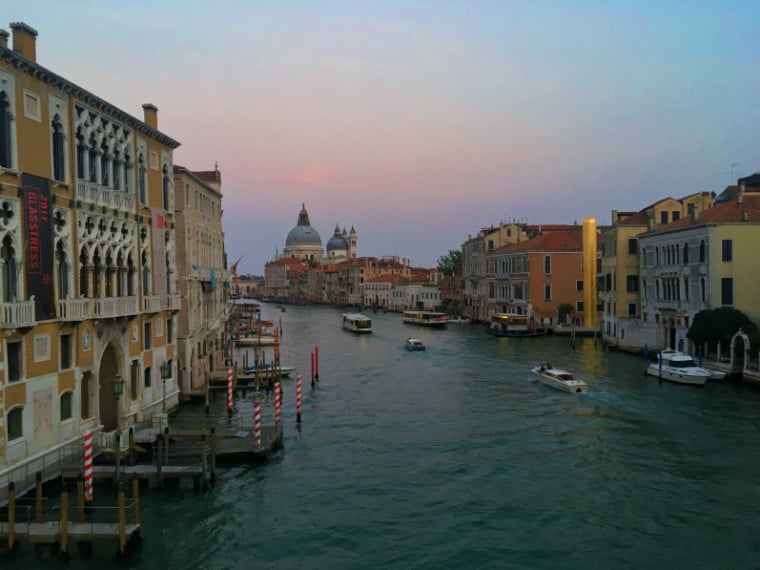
[162,165,169,210]
[683,242,689,264]
[138,153,146,204]
[113,148,122,190]
[52,118,65,182]
[141,250,150,295]
[144,365,152,388]
[1,234,17,302]
[79,247,89,297]
[81,372,92,418]
[0,92,12,168]
[75,128,85,180]
[7,406,23,441]
[88,134,98,182]
[92,248,102,298]
[60,391,73,421]
[701,277,706,302]
[699,240,705,263]
[55,241,69,300]
[100,141,109,186]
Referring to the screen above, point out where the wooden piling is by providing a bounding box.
[117,483,126,555]
[115,432,122,485]
[60,486,69,555]
[132,476,140,525]
[7,482,15,551]
[77,474,85,523]
[35,471,43,523]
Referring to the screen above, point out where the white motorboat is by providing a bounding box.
[405,338,426,351]
[243,364,295,377]
[646,349,710,386]
[530,364,588,394]
[342,313,372,333]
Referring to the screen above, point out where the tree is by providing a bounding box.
[437,249,462,276]
[687,307,759,348]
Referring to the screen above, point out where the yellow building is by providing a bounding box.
[0,23,180,476]
[600,192,714,349]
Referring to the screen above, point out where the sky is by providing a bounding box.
[8,1,760,275]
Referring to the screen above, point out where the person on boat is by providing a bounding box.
[539,364,545,372]
[546,362,552,369]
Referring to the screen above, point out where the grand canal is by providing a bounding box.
[18,304,760,568]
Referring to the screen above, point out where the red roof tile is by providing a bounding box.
[490,229,589,253]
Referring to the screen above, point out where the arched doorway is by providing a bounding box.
[730,329,750,375]
[98,343,120,431]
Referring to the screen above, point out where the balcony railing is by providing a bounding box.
[94,296,139,318]
[163,293,181,311]
[0,297,36,328]
[57,297,93,321]
[142,295,161,313]
[76,180,135,212]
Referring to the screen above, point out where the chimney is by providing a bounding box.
[0,30,9,49]
[688,203,696,223]
[737,182,745,204]
[742,210,748,222]
[10,22,37,61]
[142,103,158,130]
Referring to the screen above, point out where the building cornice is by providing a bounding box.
[0,46,181,149]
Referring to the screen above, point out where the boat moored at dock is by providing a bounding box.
[486,312,544,337]
[646,349,711,386]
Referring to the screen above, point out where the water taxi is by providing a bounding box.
[402,310,447,328]
[406,338,426,351]
[486,312,544,337]
[530,364,588,393]
[342,313,372,333]
[646,349,711,386]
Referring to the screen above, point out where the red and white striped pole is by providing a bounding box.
[296,373,302,423]
[274,382,281,426]
[226,368,233,416]
[254,396,262,448]
[84,430,93,501]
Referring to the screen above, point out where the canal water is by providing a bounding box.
[19,304,760,568]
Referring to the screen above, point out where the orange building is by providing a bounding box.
[486,229,598,323]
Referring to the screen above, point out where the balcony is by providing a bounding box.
[143,295,161,313]
[57,297,93,321]
[163,293,182,312]
[0,298,36,328]
[94,296,139,318]
[76,180,135,212]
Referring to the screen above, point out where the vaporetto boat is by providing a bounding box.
[342,313,372,333]
[402,310,447,328]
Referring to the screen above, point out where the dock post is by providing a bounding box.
[77,474,85,523]
[163,426,170,468]
[132,476,140,525]
[200,434,208,490]
[157,434,164,488]
[115,432,122,485]
[274,382,281,426]
[117,482,127,555]
[254,395,262,448]
[129,427,136,465]
[296,373,302,423]
[60,484,69,556]
[7,482,15,551]
[35,471,43,523]
[209,427,217,484]
[311,351,315,388]
[227,368,233,418]
[315,345,319,382]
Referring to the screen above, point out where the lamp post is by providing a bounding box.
[160,360,171,411]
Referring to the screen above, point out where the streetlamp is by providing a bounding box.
[160,360,171,411]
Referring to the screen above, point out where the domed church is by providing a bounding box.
[282,204,357,263]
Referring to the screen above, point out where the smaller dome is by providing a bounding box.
[327,224,349,251]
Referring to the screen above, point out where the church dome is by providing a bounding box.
[285,204,322,246]
[326,224,348,251]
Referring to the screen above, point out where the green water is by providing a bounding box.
[10,305,760,568]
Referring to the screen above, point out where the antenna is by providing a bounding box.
[727,162,740,184]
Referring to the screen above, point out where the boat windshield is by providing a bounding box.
[670,358,696,368]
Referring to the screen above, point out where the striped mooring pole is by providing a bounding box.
[227,368,233,415]
[274,382,281,426]
[315,345,319,382]
[254,396,262,448]
[84,430,94,501]
[311,351,315,388]
[296,373,302,423]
